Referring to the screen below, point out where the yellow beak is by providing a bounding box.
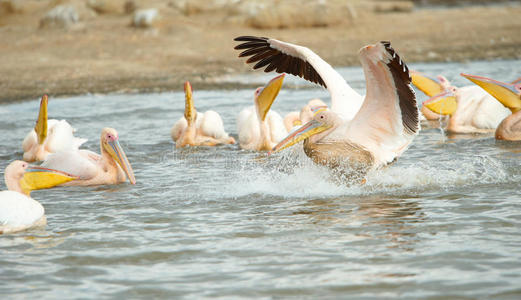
[256,74,285,121]
[35,95,48,145]
[461,73,521,113]
[411,71,444,97]
[20,165,77,195]
[104,138,136,185]
[423,90,458,115]
[184,81,197,126]
[269,114,331,155]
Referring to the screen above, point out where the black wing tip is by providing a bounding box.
[380,42,419,135]
[234,36,268,42]
[233,35,328,89]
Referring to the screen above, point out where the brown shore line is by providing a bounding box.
[0,1,520,103]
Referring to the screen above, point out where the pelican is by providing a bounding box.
[412,72,511,133]
[462,73,521,141]
[0,160,77,234]
[22,95,87,162]
[283,111,301,132]
[234,36,419,177]
[237,74,288,151]
[283,98,328,132]
[171,81,235,147]
[41,128,136,186]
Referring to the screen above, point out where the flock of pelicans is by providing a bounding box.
[1,35,520,235]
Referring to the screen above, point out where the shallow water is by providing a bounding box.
[1,60,521,299]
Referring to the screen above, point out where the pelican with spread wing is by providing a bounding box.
[234,36,419,176]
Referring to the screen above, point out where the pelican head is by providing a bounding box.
[269,108,339,154]
[422,88,458,115]
[461,73,521,113]
[35,95,49,145]
[5,160,77,196]
[300,98,328,124]
[184,81,197,126]
[100,128,136,184]
[254,74,285,121]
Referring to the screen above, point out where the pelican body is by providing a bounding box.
[171,82,235,147]
[412,72,511,133]
[41,128,136,186]
[462,73,521,141]
[234,36,419,178]
[0,161,77,234]
[237,74,288,151]
[22,95,87,162]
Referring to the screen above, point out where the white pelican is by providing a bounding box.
[171,81,235,147]
[234,36,419,176]
[412,72,511,133]
[41,128,136,186]
[462,73,521,141]
[22,95,87,162]
[237,74,288,151]
[283,98,328,132]
[0,160,77,234]
[283,111,301,132]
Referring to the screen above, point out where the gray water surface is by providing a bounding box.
[1,60,521,299]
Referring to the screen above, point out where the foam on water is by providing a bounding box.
[224,148,512,199]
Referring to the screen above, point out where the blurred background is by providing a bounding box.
[0,0,520,102]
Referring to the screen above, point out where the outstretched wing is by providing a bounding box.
[234,36,363,120]
[345,41,419,165]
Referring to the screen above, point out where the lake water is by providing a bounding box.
[1,60,521,299]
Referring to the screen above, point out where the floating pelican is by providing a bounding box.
[171,81,235,147]
[0,160,77,234]
[41,128,136,186]
[283,111,301,132]
[22,95,87,162]
[234,36,419,176]
[462,73,521,140]
[413,72,511,133]
[283,98,328,132]
[237,74,288,151]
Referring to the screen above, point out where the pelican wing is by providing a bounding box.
[41,150,99,181]
[0,191,44,230]
[234,36,362,119]
[344,42,419,164]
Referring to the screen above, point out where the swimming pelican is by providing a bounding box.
[171,81,235,147]
[41,128,136,186]
[462,73,521,141]
[22,95,87,162]
[237,74,288,151]
[283,98,328,132]
[0,160,77,234]
[413,72,511,133]
[234,36,419,176]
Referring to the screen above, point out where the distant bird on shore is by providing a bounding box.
[237,74,288,151]
[412,72,511,133]
[171,82,235,147]
[462,73,521,141]
[22,95,87,162]
[234,36,419,178]
[0,160,77,234]
[41,128,136,186]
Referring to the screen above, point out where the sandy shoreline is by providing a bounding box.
[1,1,520,103]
